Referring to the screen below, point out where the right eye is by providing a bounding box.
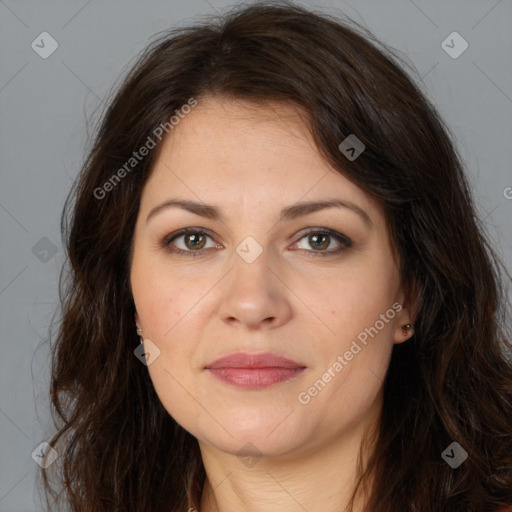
[162,228,220,257]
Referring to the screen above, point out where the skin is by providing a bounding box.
[130,96,415,512]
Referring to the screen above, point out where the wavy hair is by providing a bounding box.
[40,1,512,511]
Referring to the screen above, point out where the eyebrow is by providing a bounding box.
[146,198,373,229]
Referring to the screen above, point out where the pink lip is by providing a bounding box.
[205,352,306,389]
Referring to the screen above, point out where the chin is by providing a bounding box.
[200,432,302,461]
[194,415,311,460]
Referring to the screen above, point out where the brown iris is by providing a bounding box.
[308,233,329,250]
[184,232,207,250]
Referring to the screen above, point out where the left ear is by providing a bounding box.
[392,281,419,345]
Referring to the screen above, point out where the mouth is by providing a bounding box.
[205,352,307,389]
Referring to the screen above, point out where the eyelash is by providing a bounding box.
[161,227,352,258]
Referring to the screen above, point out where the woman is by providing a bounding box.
[40,1,512,511]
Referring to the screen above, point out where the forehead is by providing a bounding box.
[141,96,379,222]
[161,96,318,165]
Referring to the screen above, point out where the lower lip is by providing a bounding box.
[207,367,306,388]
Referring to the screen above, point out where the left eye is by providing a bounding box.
[293,229,351,254]
[163,228,351,257]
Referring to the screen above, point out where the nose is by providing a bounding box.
[218,247,293,330]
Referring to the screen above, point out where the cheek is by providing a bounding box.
[310,270,398,398]
[132,257,185,338]
[321,273,398,337]
[138,287,201,427]
[132,248,216,337]
[304,328,393,429]
[146,361,198,433]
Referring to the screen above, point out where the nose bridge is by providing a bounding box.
[218,235,292,328]
[230,235,274,300]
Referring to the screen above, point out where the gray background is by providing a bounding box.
[1,0,511,510]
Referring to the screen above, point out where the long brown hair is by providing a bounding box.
[40,1,512,510]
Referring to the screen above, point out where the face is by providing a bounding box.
[130,96,413,460]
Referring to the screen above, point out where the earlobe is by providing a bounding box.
[393,285,418,344]
[134,313,144,344]
[392,321,415,344]
[400,322,414,342]
[134,312,142,333]
[393,307,414,343]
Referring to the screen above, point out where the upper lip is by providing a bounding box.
[205,352,305,369]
